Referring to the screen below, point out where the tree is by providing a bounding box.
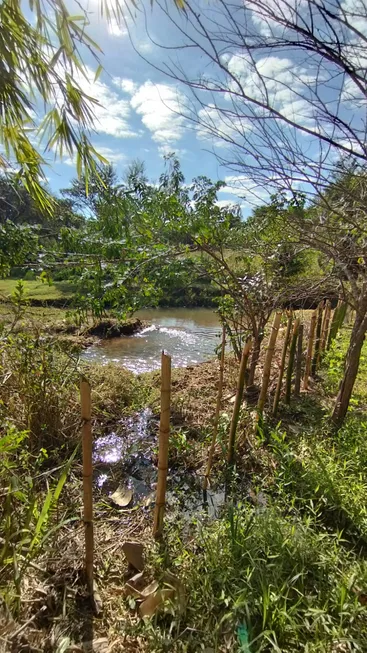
[0,0,185,212]
[141,0,367,424]
[289,164,367,426]
[145,0,367,196]
[147,159,312,384]
[61,165,120,217]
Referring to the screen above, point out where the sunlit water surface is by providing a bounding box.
[82,307,221,373]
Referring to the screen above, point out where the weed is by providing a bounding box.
[143,504,367,652]
[0,425,77,615]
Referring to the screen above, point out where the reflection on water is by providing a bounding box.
[83,307,221,373]
[93,408,153,465]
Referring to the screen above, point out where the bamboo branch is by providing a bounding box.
[285,318,300,404]
[153,351,171,539]
[257,311,282,415]
[303,310,317,390]
[319,300,331,358]
[311,301,324,376]
[227,338,252,465]
[80,378,93,594]
[273,313,293,417]
[294,323,304,397]
[204,326,226,490]
[327,301,347,349]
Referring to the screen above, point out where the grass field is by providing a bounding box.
[0,278,75,302]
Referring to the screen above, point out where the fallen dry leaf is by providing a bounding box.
[141,580,159,598]
[139,589,175,618]
[111,486,133,508]
[122,541,144,571]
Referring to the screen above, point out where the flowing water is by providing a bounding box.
[82,307,221,373]
[88,309,226,517]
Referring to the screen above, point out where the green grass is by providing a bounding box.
[130,325,367,652]
[2,313,367,650]
[141,503,367,652]
[0,278,75,302]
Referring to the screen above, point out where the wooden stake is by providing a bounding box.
[257,311,282,415]
[204,326,226,490]
[294,323,304,398]
[319,300,331,358]
[285,318,300,403]
[81,378,94,594]
[227,338,252,465]
[303,310,317,390]
[153,351,171,539]
[311,301,324,376]
[327,301,347,349]
[272,313,293,417]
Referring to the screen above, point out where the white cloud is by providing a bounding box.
[197,104,251,147]
[224,53,315,127]
[113,77,137,95]
[216,199,239,209]
[130,81,186,145]
[341,0,367,36]
[107,17,127,37]
[93,146,126,163]
[139,41,154,54]
[220,175,272,206]
[58,66,139,139]
[62,145,126,167]
[87,0,128,38]
[250,0,306,37]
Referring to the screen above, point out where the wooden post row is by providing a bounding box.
[294,323,304,398]
[285,318,300,404]
[153,351,171,539]
[311,301,324,376]
[273,313,293,417]
[227,338,252,464]
[204,325,226,490]
[257,311,282,415]
[319,300,331,356]
[80,378,94,594]
[303,310,317,390]
[327,301,347,350]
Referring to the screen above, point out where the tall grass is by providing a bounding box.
[135,328,367,652]
[0,426,77,614]
[142,501,367,652]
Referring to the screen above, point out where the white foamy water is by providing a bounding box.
[82,308,221,373]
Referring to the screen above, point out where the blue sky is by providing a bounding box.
[39,0,366,215]
[42,1,246,210]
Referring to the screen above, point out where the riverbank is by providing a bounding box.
[0,302,146,348]
[1,321,367,651]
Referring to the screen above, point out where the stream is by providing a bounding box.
[82,307,221,373]
[88,309,226,518]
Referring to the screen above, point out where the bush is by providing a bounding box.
[24,269,36,281]
[0,332,80,454]
[0,332,152,455]
[0,425,75,614]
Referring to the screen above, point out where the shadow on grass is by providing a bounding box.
[268,400,367,555]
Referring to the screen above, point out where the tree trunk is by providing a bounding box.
[247,333,262,387]
[331,309,367,427]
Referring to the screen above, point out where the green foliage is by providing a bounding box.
[0,0,121,209]
[0,331,80,452]
[145,503,367,651]
[270,416,367,538]
[0,425,76,614]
